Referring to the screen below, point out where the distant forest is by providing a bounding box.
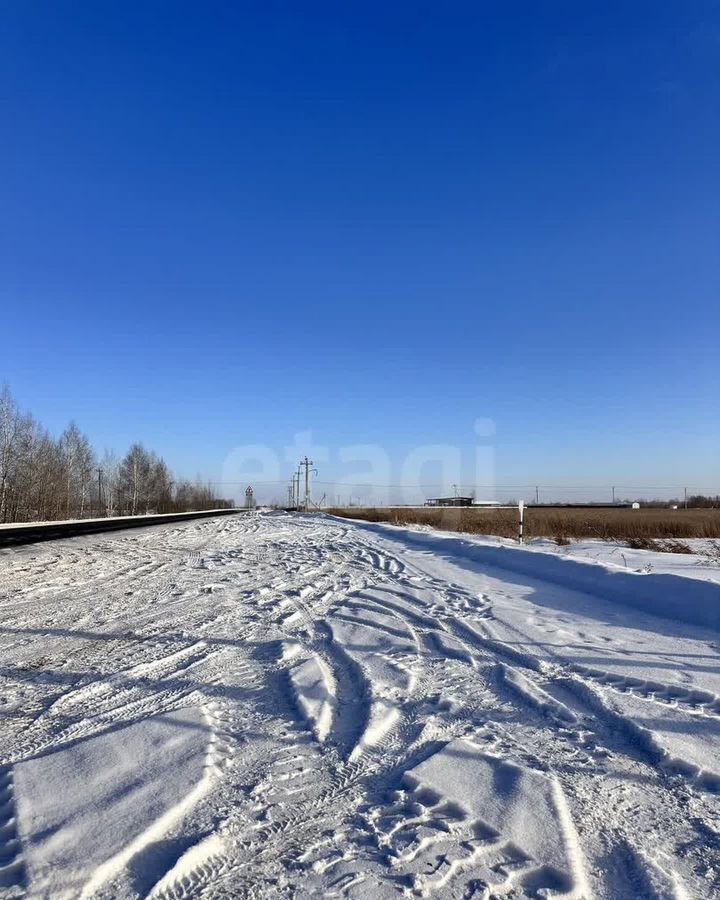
[0,387,231,523]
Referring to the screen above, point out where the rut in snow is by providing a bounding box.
[1,510,718,899]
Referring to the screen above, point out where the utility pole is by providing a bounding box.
[612,485,616,504]
[288,482,294,508]
[299,457,317,512]
[684,487,688,510]
[97,468,103,517]
[535,485,539,504]
[452,483,458,499]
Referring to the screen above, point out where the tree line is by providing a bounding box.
[0,387,232,523]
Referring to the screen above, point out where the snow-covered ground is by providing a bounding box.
[1,512,719,899]
[507,535,720,587]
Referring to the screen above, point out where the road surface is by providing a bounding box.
[1,512,718,898]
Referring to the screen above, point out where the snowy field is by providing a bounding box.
[1,512,719,899]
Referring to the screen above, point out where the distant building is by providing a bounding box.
[425,496,474,508]
[245,486,255,509]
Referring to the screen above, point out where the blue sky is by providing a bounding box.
[1,2,718,500]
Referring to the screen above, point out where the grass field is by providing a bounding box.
[326,506,720,543]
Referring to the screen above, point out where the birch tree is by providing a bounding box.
[119,443,152,515]
[0,387,228,522]
[0,386,20,522]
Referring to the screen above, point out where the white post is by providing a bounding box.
[518,500,524,545]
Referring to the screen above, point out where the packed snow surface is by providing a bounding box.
[1,511,719,898]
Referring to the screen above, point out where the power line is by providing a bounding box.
[188,480,718,491]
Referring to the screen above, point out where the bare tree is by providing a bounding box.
[0,387,230,522]
[0,386,21,522]
[101,449,120,516]
[59,422,96,518]
[149,456,173,513]
[118,443,153,515]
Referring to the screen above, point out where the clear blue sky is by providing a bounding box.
[2,2,718,499]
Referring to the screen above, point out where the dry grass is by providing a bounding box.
[625,537,693,553]
[326,506,720,542]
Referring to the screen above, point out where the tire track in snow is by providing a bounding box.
[3,511,718,898]
[0,767,25,893]
[568,663,720,719]
[3,642,217,766]
[309,621,371,760]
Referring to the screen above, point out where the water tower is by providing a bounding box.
[245,486,255,509]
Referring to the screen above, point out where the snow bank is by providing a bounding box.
[531,537,720,586]
[341,520,720,630]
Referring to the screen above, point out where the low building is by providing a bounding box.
[425,496,474,508]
